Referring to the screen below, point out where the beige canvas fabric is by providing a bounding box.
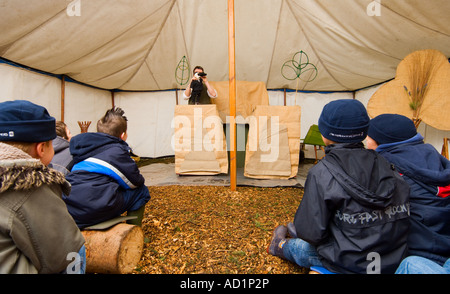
[1,1,449,92]
[210,80,270,121]
[173,105,228,175]
[244,105,301,179]
[244,121,292,177]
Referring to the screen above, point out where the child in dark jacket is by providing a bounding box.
[0,100,85,274]
[268,99,411,274]
[367,114,450,267]
[63,107,150,229]
[50,121,73,175]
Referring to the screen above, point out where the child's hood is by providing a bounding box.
[69,132,129,163]
[324,144,404,209]
[53,136,70,153]
[379,141,450,187]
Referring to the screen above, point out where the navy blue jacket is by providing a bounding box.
[63,132,146,228]
[377,134,450,265]
[294,143,410,274]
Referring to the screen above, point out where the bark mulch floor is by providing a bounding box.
[134,185,307,274]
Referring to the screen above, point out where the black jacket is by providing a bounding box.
[294,143,410,274]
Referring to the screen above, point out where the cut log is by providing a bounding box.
[81,223,144,274]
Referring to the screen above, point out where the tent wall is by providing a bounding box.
[114,91,178,157]
[64,82,112,135]
[0,63,448,159]
[0,64,61,119]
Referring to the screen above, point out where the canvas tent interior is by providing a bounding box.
[0,0,449,161]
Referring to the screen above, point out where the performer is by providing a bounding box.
[183,66,217,105]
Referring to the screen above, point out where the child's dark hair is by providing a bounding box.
[97,107,128,138]
[193,65,204,74]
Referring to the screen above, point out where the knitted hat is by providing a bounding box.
[0,100,56,142]
[368,114,417,145]
[318,99,369,143]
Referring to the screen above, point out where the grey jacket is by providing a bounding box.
[50,136,74,175]
[0,143,84,274]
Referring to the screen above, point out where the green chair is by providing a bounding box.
[302,124,325,162]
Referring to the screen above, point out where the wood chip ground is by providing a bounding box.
[134,185,307,274]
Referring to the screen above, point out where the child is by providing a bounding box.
[268,99,411,274]
[0,100,85,274]
[50,121,73,175]
[63,107,151,229]
[367,113,450,266]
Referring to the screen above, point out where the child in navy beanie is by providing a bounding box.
[268,99,410,274]
[0,100,85,274]
[368,113,450,270]
[367,114,417,146]
[318,99,369,144]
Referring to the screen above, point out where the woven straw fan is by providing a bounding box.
[367,49,450,130]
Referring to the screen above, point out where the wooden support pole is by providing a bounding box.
[61,75,65,122]
[111,90,115,108]
[228,0,237,191]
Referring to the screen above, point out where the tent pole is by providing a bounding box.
[61,75,65,122]
[228,0,237,191]
[111,90,115,108]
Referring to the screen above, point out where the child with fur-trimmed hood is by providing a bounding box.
[0,100,85,274]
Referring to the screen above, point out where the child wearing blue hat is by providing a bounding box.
[268,99,411,274]
[367,113,450,271]
[0,100,85,274]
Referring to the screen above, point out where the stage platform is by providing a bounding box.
[139,162,313,188]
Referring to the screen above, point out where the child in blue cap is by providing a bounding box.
[0,100,85,274]
[367,113,450,271]
[268,99,411,274]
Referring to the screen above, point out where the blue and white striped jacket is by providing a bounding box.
[63,132,145,228]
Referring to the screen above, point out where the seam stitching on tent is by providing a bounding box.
[52,1,174,83]
[285,0,348,90]
[117,0,177,89]
[266,0,285,88]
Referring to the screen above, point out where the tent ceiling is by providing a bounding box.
[1,0,449,92]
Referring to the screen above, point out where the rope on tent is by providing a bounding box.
[281,50,318,100]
